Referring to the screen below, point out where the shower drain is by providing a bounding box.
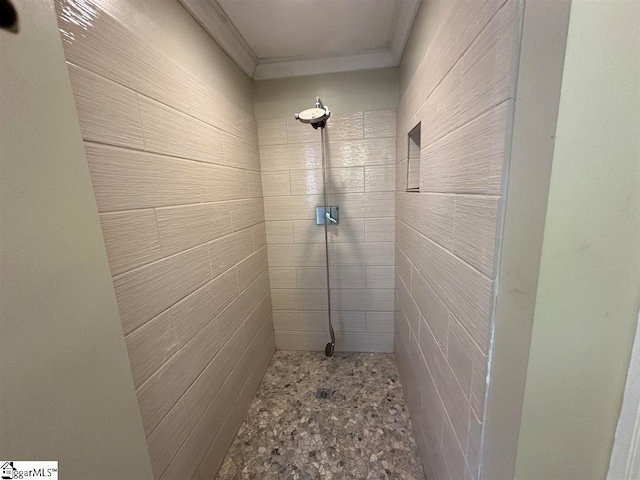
[316,387,332,399]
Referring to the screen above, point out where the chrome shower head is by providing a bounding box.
[294,97,330,129]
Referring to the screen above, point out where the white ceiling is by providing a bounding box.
[178,0,421,80]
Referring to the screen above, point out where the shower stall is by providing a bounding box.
[12,0,635,479]
[7,0,535,478]
[262,90,397,355]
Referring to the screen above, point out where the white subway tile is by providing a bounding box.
[272,311,299,331]
[275,331,392,353]
[298,311,366,333]
[327,138,395,167]
[396,273,419,334]
[286,117,321,144]
[365,165,396,192]
[331,288,394,311]
[366,312,394,333]
[263,195,323,221]
[56,1,190,111]
[86,143,200,212]
[138,96,223,164]
[198,164,248,202]
[395,245,412,288]
[67,63,144,149]
[326,112,364,141]
[223,133,260,171]
[293,218,365,244]
[100,210,162,276]
[185,75,242,138]
[261,171,291,197]
[147,397,191,478]
[365,217,395,242]
[267,243,326,267]
[230,198,265,231]
[236,247,268,291]
[252,223,267,250]
[171,268,238,349]
[446,314,481,396]
[296,267,366,289]
[290,167,364,195]
[364,110,396,138]
[453,195,499,277]
[366,266,395,288]
[413,193,455,249]
[156,203,232,256]
[125,310,177,388]
[269,267,297,288]
[271,288,327,311]
[412,268,449,351]
[217,284,258,347]
[328,192,395,218]
[247,171,263,198]
[114,246,211,335]
[208,229,254,278]
[265,221,294,244]
[257,118,287,146]
[329,242,394,266]
[259,143,322,171]
[442,414,468,480]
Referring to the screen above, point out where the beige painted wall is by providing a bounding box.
[254,69,399,352]
[0,1,153,478]
[479,1,571,479]
[395,0,521,479]
[514,1,640,478]
[255,68,398,119]
[55,0,273,478]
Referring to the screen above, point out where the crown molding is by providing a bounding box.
[179,0,421,80]
[178,0,257,77]
[390,0,421,64]
[253,50,397,80]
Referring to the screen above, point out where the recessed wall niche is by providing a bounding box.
[407,123,420,192]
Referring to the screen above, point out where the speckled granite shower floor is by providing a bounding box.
[215,351,425,480]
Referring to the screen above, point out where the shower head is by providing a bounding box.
[294,97,330,129]
[294,107,328,124]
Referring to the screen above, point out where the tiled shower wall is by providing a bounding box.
[394,1,519,479]
[254,72,398,352]
[55,1,274,478]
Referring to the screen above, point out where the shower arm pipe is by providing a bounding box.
[292,97,334,354]
[320,126,336,347]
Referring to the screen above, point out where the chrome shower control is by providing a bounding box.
[316,206,339,225]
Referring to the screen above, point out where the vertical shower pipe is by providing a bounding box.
[320,125,336,355]
[294,98,335,355]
